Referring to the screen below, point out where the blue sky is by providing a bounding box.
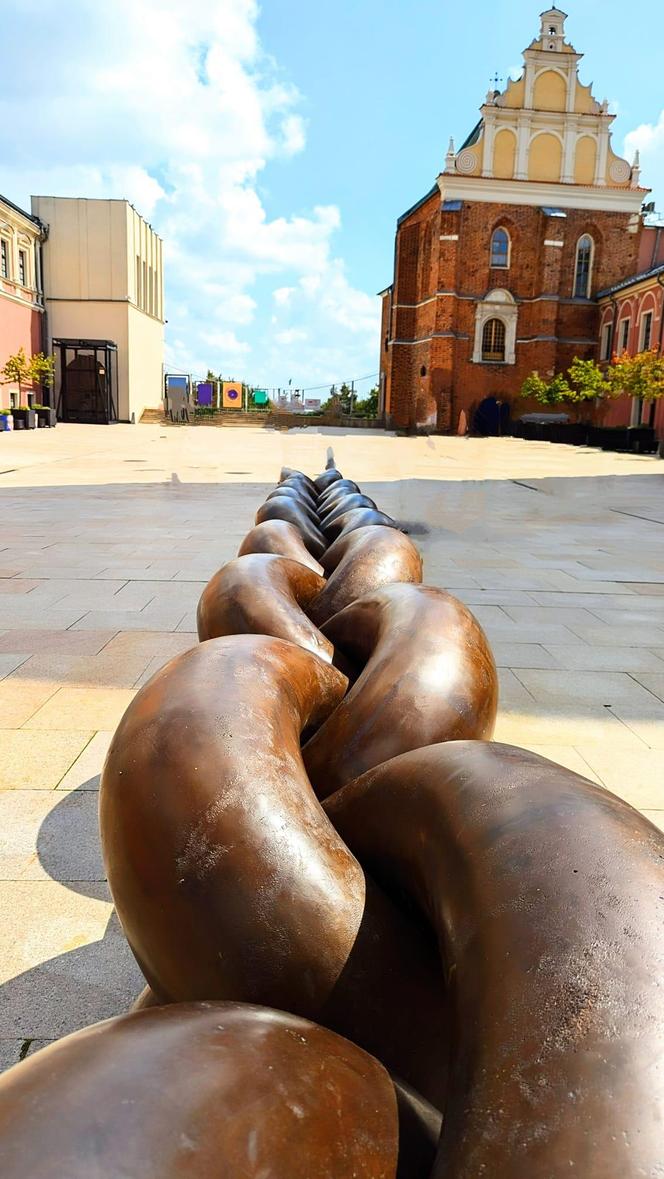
[1,1,662,397]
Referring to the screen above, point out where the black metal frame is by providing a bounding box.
[53,339,119,424]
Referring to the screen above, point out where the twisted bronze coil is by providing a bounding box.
[1,456,662,1178]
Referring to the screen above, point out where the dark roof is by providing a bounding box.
[376,285,393,297]
[459,118,483,151]
[0,192,44,229]
[396,184,439,227]
[597,261,664,300]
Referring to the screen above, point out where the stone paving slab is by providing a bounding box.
[0,424,663,1071]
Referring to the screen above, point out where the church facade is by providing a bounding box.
[379,8,648,431]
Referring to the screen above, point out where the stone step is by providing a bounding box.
[140,409,271,427]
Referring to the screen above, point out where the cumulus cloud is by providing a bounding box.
[0,0,380,386]
[625,113,664,208]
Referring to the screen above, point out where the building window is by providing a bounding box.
[490,227,510,268]
[640,310,653,351]
[574,234,594,298]
[0,239,9,279]
[601,322,613,361]
[136,255,142,308]
[619,318,631,353]
[18,249,27,286]
[482,318,506,362]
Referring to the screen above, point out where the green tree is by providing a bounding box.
[29,352,55,398]
[337,383,352,413]
[354,387,379,417]
[608,349,664,403]
[520,370,571,407]
[1,347,31,403]
[566,357,614,420]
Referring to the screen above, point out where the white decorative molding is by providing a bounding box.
[440,234,459,241]
[445,137,456,173]
[472,288,518,365]
[544,239,565,247]
[437,172,647,213]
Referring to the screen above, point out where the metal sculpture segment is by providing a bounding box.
[1,454,662,1177]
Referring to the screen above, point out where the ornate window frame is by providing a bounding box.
[472,288,518,365]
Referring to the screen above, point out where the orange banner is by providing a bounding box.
[222,382,243,409]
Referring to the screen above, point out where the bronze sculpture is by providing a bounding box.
[327,740,664,1177]
[197,554,332,662]
[254,497,327,558]
[329,507,399,540]
[304,584,498,797]
[319,494,379,534]
[0,1003,401,1178]
[237,519,324,574]
[3,457,663,1179]
[310,525,423,627]
[99,633,448,1103]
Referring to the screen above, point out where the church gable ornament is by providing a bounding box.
[456,149,479,175]
[444,7,640,196]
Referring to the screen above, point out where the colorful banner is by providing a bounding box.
[196,382,214,407]
[222,382,243,409]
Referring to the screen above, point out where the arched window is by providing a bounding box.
[482,318,506,362]
[574,235,594,298]
[490,228,510,269]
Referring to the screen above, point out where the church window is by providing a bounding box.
[574,235,594,298]
[640,310,653,351]
[601,323,613,361]
[482,318,506,362]
[620,318,631,353]
[490,228,510,269]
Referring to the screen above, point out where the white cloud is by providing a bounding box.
[201,330,251,355]
[275,328,308,345]
[625,112,664,208]
[0,0,379,386]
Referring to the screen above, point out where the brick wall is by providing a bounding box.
[384,189,643,431]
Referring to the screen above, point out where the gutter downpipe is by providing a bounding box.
[37,219,50,405]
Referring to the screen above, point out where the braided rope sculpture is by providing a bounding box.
[1,456,663,1177]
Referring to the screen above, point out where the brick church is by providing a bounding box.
[379,7,649,432]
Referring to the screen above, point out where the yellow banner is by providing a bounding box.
[222,382,243,409]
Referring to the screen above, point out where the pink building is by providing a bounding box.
[597,224,664,436]
[0,194,47,410]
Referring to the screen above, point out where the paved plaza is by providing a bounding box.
[1,422,664,1069]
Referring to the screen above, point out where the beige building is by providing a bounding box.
[31,197,164,422]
